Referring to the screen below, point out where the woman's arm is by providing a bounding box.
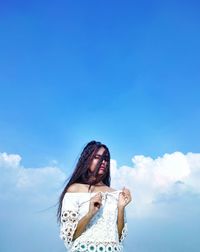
[73,192,102,240]
[73,212,93,240]
[117,188,132,240]
[117,206,125,240]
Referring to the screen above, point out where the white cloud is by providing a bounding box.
[0,152,66,204]
[0,152,21,167]
[1,151,200,215]
[0,152,67,252]
[1,151,200,252]
[111,151,200,217]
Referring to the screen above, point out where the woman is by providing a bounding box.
[57,140,132,252]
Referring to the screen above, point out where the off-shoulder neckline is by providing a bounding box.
[66,190,122,194]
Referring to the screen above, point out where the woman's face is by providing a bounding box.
[89,147,108,176]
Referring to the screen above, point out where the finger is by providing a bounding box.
[125,192,131,201]
[92,192,101,199]
[124,189,131,196]
[92,195,102,203]
[123,190,131,201]
[127,193,132,202]
[123,188,129,193]
[95,194,102,201]
[94,196,102,203]
[95,192,102,198]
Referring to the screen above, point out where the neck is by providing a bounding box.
[88,178,104,186]
[95,181,104,186]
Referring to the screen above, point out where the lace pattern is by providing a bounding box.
[60,210,79,249]
[119,222,128,244]
[72,241,123,252]
[60,191,128,252]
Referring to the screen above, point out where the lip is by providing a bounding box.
[99,166,105,170]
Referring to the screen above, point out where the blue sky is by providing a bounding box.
[0,1,200,251]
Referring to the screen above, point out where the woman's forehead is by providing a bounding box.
[96,147,107,155]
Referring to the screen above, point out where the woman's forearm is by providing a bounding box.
[117,207,125,240]
[73,192,102,240]
[73,213,93,240]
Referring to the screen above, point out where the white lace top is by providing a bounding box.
[60,190,128,252]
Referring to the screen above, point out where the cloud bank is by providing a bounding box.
[111,151,200,217]
[1,151,200,252]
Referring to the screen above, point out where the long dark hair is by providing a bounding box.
[57,140,111,222]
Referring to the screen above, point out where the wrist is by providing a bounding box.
[118,205,125,212]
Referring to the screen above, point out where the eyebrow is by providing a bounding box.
[95,154,108,157]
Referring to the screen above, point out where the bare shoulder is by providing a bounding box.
[107,187,117,192]
[100,185,117,193]
[67,183,80,192]
[67,183,117,193]
[67,183,88,193]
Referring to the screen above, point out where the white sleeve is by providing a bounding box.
[59,193,80,250]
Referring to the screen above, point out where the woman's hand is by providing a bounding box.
[118,187,132,209]
[87,192,102,218]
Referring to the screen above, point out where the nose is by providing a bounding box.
[102,159,106,165]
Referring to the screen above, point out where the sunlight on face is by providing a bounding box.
[89,147,108,175]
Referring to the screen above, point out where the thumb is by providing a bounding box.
[122,186,126,192]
